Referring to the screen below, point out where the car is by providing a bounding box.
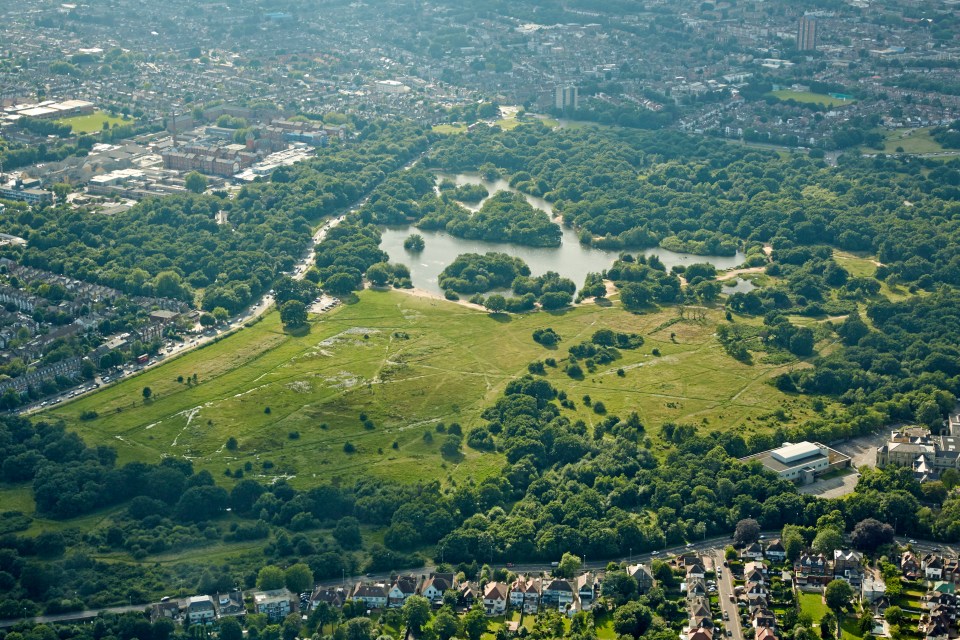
[724,613,729,621]
[908,539,917,544]
[686,543,694,548]
[651,550,660,555]
[506,562,514,568]
[727,631,732,637]
[759,534,765,539]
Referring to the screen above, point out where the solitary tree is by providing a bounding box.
[184,171,208,194]
[142,386,152,400]
[402,596,431,634]
[280,300,307,328]
[284,563,314,595]
[733,518,761,546]
[257,565,285,590]
[557,551,583,578]
[825,579,853,636]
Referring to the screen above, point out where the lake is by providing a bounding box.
[379,173,746,297]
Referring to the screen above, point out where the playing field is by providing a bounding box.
[770,90,855,108]
[46,289,823,490]
[57,110,132,133]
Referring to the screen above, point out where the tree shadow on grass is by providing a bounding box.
[544,307,572,316]
[340,292,361,305]
[488,312,511,323]
[594,298,613,308]
[284,323,311,337]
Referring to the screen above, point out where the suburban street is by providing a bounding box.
[711,550,744,640]
[2,532,954,629]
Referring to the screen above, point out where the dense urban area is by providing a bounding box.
[3,4,960,640]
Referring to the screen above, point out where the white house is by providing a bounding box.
[483,582,509,616]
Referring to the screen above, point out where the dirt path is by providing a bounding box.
[718,266,765,281]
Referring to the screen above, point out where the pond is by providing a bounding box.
[379,173,746,297]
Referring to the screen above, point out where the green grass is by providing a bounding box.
[840,616,864,640]
[0,483,35,512]
[882,128,946,154]
[832,250,913,302]
[594,613,616,640]
[769,90,855,108]
[42,290,826,494]
[798,592,829,621]
[432,123,468,135]
[57,111,132,134]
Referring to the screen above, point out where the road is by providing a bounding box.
[711,550,743,640]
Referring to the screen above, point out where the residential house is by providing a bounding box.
[542,579,574,608]
[745,561,767,577]
[765,540,786,562]
[483,582,509,616]
[744,581,768,602]
[253,589,294,622]
[943,558,960,584]
[756,627,779,640]
[510,576,541,614]
[150,602,181,623]
[459,583,479,609]
[575,573,598,611]
[919,612,951,640]
[388,575,420,608]
[861,573,887,604]
[351,583,389,610]
[186,595,216,625]
[741,543,764,560]
[310,587,346,610]
[834,550,864,587]
[627,564,655,594]
[686,562,707,581]
[744,565,767,585]
[215,591,246,618]
[688,628,713,640]
[924,555,945,581]
[751,605,776,629]
[421,573,456,603]
[688,596,714,630]
[902,552,921,581]
[795,553,830,587]
[687,578,708,599]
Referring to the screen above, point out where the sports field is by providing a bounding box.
[57,110,132,133]
[46,289,823,490]
[770,90,855,108]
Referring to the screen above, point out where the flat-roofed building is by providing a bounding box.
[740,441,850,484]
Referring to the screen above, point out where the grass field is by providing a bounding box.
[37,289,825,494]
[432,123,468,135]
[798,591,828,621]
[57,111,132,133]
[833,249,912,302]
[770,90,855,108]
[882,127,945,154]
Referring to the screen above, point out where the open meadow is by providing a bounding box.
[41,289,826,494]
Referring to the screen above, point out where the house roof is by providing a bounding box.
[484,582,509,600]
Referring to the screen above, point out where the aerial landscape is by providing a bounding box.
[3,2,960,640]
